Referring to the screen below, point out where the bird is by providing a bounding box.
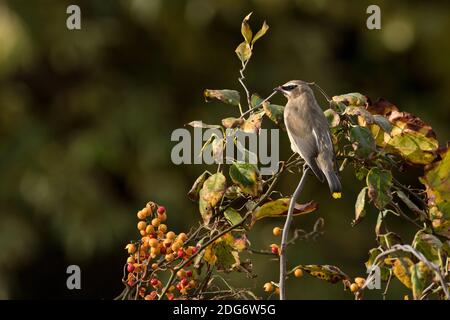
[275,80,342,199]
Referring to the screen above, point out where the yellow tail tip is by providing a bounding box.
[332,192,342,199]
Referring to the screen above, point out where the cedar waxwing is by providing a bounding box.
[276,80,342,199]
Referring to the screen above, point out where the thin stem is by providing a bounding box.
[240,91,278,119]
[279,167,310,300]
[238,60,252,110]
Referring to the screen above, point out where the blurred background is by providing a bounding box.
[0,0,449,299]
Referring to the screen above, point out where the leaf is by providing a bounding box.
[186,121,221,129]
[385,110,439,165]
[224,208,242,227]
[262,102,285,129]
[297,265,350,284]
[345,106,375,125]
[391,257,414,289]
[222,117,244,129]
[419,147,450,238]
[229,162,261,197]
[353,187,368,226]
[252,20,269,45]
[366,248,391,281]
[412,230,443,264]
[204,233,243,271]
[366,167,393,209]
[375,210,387,236]
[410,262,431,299]
[324,108,340,128]
[366,98,399,116]
[372,115,393,134]
[235,41,252,63]
[250,93,263,108]
[204,89,240,106]
[395,190,425,218]
[199,173,227,224]
[241,111,264,134]
[253,198,318,221]
[211,136,224,161]
[349,126,376,158]
[332,93,368,107]
[241,12,253,44]
[188,171,211,201]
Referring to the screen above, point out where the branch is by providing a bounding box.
[239,90,278,119]
[279,166,310,300]
[238,60,252,110]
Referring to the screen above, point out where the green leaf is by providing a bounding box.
[262,102,285,129]
[229,162,261,197]
[253,198,318,221]
[365,247,391,281]
[204,233,241,271]
[355,167,369,181]
[241,12,253,44]
[297,264,349,284]
[251,20,269,45]
[349,126,376,158]
[235,41,252,63]
[419,147,450,238]
[372,115,393,133]
[324,108,340,128]
[199,173,227,224]
[353,187,368,226]
[410,262,430,300]
[366,167,393,209]
[188,171,211,201]
[412,230,443,264]
[224,208,242,226]
[204,89,240,106]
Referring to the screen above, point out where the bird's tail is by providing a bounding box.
[323,170,342,199]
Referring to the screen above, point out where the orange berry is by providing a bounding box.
[355,277,365,288]
[158,224,168,233]
[142,207,150,217]
[263,282,273,292]
[166,231,176,240]
[350,283,359,293]
[137,210,146,220]
[177,269,186,278]
[125,243,136,254]
[140,230,146,236]
[165,253,175,262]
[127,256,135,264]
[171,242,181,252]
[275,288,280,295]
[137,221,147,231]
[151,218,161,227]
[294,268,303,278]
[168,285,176,292]
[273,227,282,237]
[150,246,160,256]
[158,213,167,222]
[148,238,159,247]
[151,263,158,270]
[145,225,155,234]
[189,280,196,288]
[178,233,188,242]
[185,246,194,256]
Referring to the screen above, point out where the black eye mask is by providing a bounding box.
[282,85,297,91]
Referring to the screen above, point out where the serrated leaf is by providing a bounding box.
[251,20,269,44]
[353,187,368,226]
[204,89,240,106]
[229,162,261,197]
[253,198,318,221]
[366,167,393,209]
[297,265,350,284]
[199,173,226,224]
[235,41,252,63]
[224,207,242,226]
[188,171,211,201]
[349,126,376,158]
[241,12,253,44]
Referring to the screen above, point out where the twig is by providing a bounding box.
[239,91,278,119]
[279,166,310,300]
[238,60,252,110]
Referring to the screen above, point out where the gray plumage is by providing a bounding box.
[277,80,342,196]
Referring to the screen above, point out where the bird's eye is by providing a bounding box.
[282,84,297,91]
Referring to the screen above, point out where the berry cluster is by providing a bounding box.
[123,202,198,300]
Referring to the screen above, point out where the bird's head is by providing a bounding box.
[274,80,313,99]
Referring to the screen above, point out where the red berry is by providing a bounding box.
[177,249,184,258]
[150,278,159,286]
[176,283,182,291]
[160,246,167,254]
[127,279,134,286]
[127,263,135,273]
[168,294,174,300]
[157,206,166,214]
[192,246,198,254]
[186,270,193,277]
[181,278,189,287]
[271,245,279,255]
[148,232,157,239]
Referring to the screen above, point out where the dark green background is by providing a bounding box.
[0,0,449,299]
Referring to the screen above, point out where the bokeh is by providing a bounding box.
[0,0,449,299]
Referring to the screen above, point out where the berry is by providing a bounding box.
[176,269,186,278]
[157,206,166,214]
[177,249,185,258]
[150,278,159,286]
[166,231,176,240]
[192,246,198,254]
[127,263,135,273]
[151,218,161,228]
[171,242,181,252]
[270,244,279,255]
[127,256,135,264]
[137,221,147,231]
[145,225,155,234]
[186,270,193,277]
[178,233,188,242]
[158,213,167,222]
[151,263,158,270]
[189,280,196,288]
[140,230,146,236]
[165,253,174,262]
[263,282,273,292]
[181,278,189,287]
[137,210,146,220]
[159,246,167,254]
[354,277,365,288]
[127,279,134,287]
[148,238,159,248]
[158,224,168,233]
[125,243,136,254]
[176,282,182,291]
[350,283,359,293]
[294,268,303,278]
[272,227,282,237]
[167,294,174,300]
